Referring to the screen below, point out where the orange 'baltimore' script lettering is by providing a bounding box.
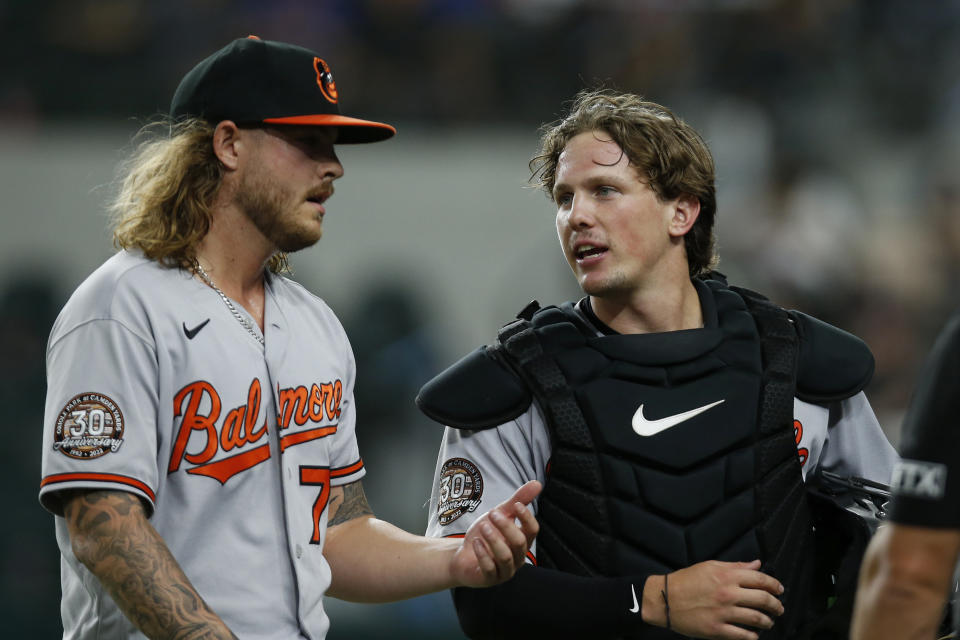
[276,380,342,430]
[169,378,344,485]
[170,378,269,483]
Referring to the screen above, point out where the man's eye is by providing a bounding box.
[596,186,615,197]
[556,193,572,206]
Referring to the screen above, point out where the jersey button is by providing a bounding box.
[296,544,303,559]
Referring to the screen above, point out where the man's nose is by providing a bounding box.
[567,195,595,228]
[318,157,344,181]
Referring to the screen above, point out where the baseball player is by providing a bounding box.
[418,89,897,640]
[39,36,539,640]
[850,311,960,640]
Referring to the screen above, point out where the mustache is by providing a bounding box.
[306,182,335,202]
[569,234,606,248]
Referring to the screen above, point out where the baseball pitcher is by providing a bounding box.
[39,36,540,640]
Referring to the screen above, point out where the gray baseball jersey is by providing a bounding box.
[40,250,364,639]
[425,312,898,559]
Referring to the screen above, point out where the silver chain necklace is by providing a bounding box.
[193,261,265,347]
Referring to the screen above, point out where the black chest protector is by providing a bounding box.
[418,277,875,639]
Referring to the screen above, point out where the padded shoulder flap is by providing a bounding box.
[416,346,532,431]
[791,310,875,403]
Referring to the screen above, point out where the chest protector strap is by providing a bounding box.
[731,286,817,639]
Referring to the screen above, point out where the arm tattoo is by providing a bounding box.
[327,481,374,526]
[63,490,238,640]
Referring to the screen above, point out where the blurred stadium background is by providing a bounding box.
[3,0,960,637]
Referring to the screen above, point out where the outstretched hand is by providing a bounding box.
[450,480,541,588]
[646,559,785,640]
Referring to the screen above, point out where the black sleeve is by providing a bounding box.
[452,565,656,639]
[890,312,960,528]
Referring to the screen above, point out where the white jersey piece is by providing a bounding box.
[40,251,364,640]
[425,308,898,562]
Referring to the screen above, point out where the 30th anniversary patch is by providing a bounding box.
[53,393,125,460]
[437,457,483,526]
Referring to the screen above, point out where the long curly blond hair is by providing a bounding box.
[110,117,288,273]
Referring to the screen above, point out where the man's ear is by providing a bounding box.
[668,194,701,238]
[212,120,243,170]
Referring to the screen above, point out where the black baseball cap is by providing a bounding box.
[170,36,395,144]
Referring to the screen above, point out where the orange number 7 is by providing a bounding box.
[299,466,331,545]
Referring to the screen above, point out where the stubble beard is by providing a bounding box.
[581,273,630,298]
[578,265,630,299]
[236,169,323,253]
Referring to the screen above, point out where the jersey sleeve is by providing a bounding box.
[327,332,365,486]
[40,319,160,516]
[425,404,549,557]
[889,313,960,528]
[807,391,898,486]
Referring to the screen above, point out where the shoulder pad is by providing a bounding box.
[791,311,875,403]
[416,346,532,431]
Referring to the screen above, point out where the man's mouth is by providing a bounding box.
[575,244,608,261]
[307,193,331,206]
[306,186,334,207]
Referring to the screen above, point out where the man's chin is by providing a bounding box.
[580,274,629,298]
[277,230,322,253]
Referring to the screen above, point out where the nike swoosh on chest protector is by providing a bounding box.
[631,399,726,437]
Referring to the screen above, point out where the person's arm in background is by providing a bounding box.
[851,523,960,640]
[852,314,960,640]
[63,489,237,639]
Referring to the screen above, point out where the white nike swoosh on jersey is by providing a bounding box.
[632,399,726,437]
[629,583,640,613]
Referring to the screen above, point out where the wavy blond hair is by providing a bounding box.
[530,89,718,277]
[110,117,289,273]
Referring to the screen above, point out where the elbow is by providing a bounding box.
[61,490,147,572]
[858,570,947,639]
[877,537,955,596]
[859,534,953,614]
[68,527,102,571]
[870,559,949,606]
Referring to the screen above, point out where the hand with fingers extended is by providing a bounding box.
[451,480,542,588]
[643,559,785,640]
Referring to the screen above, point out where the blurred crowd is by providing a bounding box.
[6,1,960,131]
[4,0,960,636]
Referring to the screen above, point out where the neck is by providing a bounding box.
[589,275,702,335]
[194,203,274,327]
[197,201,276,294]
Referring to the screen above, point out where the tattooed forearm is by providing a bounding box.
[63,490,237,640]
[327,481,374,526]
